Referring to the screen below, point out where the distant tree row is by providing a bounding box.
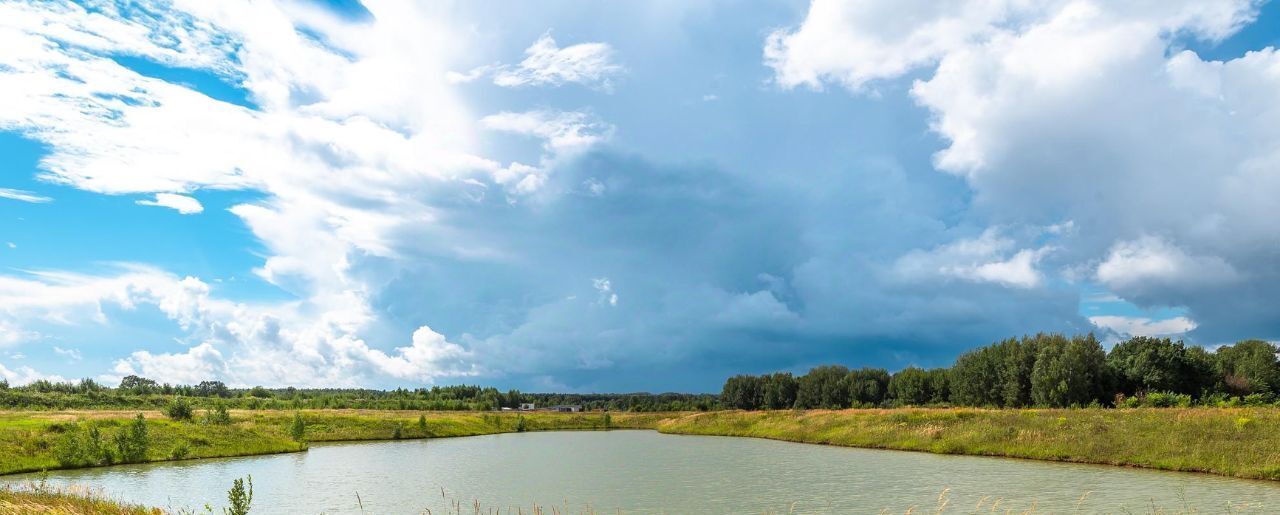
[722,334,1280,409]
[1,376,715,412]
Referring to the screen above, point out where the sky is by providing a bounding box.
[1,0,1278,392]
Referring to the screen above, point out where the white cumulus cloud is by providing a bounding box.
[53,346,82,361]
[894,228,1052,289]
[137,193,204,214]
[481,109,614,196]
[493,32,623,91]
[481,109,614,154]
[592,277,618,307]
[1090,315,1197,338]
[0,188,52,203]
[766,0,1259,92]
[1096,236,1240,292]
[0,362,64,386]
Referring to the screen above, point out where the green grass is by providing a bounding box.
[0,410,676,476]
[0,411,306,475]
[655,407,1280,480]
[268,409,670,442]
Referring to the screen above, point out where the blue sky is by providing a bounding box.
[1,0,1278,392]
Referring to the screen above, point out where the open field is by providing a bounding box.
[655,408,1280,480]
[0,410,675,476]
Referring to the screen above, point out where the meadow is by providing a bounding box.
[3,406,1279,482]
[657,407,1280,480]
[0,409,673,476]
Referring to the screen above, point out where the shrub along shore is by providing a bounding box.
[3,407,1279,481]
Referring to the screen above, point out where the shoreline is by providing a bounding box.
[0,410,673,476]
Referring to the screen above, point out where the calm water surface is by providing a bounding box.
[12,430,1280,514]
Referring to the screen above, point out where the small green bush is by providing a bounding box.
[205,403,233,425]
[164,397,194,421]
[1143,392,1192,408]
[169,441,190,460]
[224,475,253,515]
[417,414,427,433]
[84,425,112,465]
[52,423,115,467]
[289,412,306,442]
[1243,393,1275,406]
[113,414,149,463]
[392,422,402,440]
[53,425,86,467]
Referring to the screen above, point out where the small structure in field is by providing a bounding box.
[519,403,536,411]
[551,405,582,413]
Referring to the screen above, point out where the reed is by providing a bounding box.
[0,480,161,514]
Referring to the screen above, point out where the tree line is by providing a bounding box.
[722,334,1280,409]
[0,376,715,412]
[6,333,1276,412]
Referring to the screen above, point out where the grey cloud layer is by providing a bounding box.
[0,0,1276,390]
[769,0,1280,346]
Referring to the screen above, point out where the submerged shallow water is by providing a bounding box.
[11,430,1280,514]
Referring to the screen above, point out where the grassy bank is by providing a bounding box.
[0,482,160,514]
[0,410,676,476]
[656,408,1280,480]
[7,407,1280,482]
[0,484,1245,515]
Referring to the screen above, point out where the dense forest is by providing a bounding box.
[0,378,716,412]
[722,334,1280,409]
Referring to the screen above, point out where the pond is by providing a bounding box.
[11,430,1280,513]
